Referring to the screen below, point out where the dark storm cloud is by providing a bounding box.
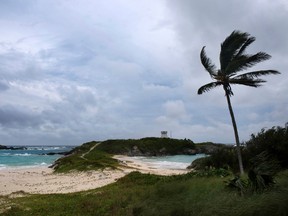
[0,106,42,128]
[0,0,287,145]
[167,0,288,56]
[165,0,288,141]
[0,80,9,91]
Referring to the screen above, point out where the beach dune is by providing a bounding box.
[0,156,188,196]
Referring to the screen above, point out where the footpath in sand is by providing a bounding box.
[0,156,189,196]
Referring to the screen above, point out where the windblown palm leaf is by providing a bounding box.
[200,46,217,77]
[233,70,279,79]
[197,82,222,95]
[229,78,265,88]
[225,52,271,75]
[197,30,280,175]
[248,151,280,192]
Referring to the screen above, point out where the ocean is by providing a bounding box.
[132,154,206,169]
[0,146,205,170]
[0,146,74,169]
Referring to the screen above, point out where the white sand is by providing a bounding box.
[0,167,127,196]
[0,156,189,196]
[113,155,189,175]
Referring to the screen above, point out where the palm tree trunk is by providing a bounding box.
[224,89,245,175]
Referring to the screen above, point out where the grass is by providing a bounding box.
[1,170,288,216]
[1,139,287,215]
[51,138,196,173]
[52,141,120,173]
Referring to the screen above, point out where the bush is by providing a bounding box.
[226,151,281,195]
[245,126,288,168]
[248,151,280,192]
[190,146,242,173]
[96,138,195,156]
[191,125,288,174]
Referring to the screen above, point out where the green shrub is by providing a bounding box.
[96,137,195,156]
[226,151,281,195]
[191,125,288,174]
[248,151,280,192]
[190,146,242,173]
[245,126,288,168]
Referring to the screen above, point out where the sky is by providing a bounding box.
[0,0,287,146]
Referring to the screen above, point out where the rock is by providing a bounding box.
[183,148,197,155]
[40,152,69,156]
[159,147,167,155]
[0,145,26,150]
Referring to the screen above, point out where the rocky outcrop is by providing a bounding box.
[125,145,197,157]
[183,148,197,155]
[0,145,26,150]
[194,142,225,155]
[40,152,69,156]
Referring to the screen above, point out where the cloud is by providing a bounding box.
[0,0,287,145]
[0,80,9,91]
[0,105,41,128]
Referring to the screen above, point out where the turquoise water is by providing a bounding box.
[1,146,205,170]
[0,146,74,169]
[133,154,206,169]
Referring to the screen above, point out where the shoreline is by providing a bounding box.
[113,155,189,175]
[0,156,189,196]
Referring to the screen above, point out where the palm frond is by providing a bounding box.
[248,151,280,192]
[229,77,266,87]
[200,46,217,77]
[233,70,280,79]
[220,30,250,71]
[197,82,222,95]
[235,36,255,58]
[226,52,272,74]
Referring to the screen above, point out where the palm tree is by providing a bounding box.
[198,30,280,175]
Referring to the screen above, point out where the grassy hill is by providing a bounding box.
[97,137,196,156]
[51,138,196,173]
[51,141,120,173]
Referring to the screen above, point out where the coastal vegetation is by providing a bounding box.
[1,170,288,215]
[97,137,196,156]
[52,138,196,173]
[198,30,280,174]
[1,125,288,215]
[191,125,288,195]
[51,141,120,173]
[190,125,288,172]
[245,126,288,169]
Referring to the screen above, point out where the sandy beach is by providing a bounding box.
[0,156,189,196]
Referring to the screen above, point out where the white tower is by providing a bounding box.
[161,131,168,138]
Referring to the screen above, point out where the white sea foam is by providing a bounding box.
[145,161,189,169]
[0,153,12,156]
[0,146,73,168]
[26,146,68,151]
[0,164,9,170]
[14,153,32,156]
[134,154,205,170]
